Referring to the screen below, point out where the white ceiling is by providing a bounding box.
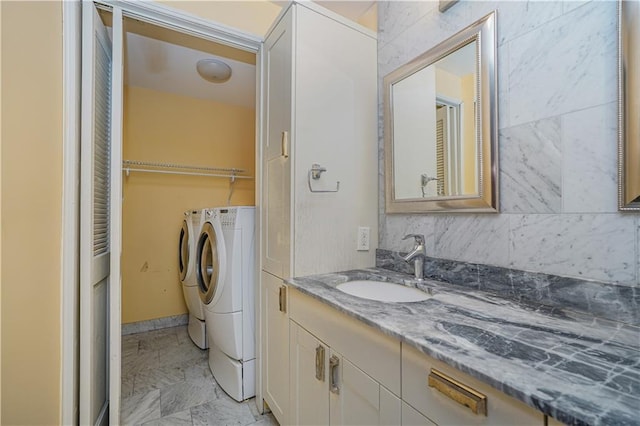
[124,1,375,108]
[125,32,256,109]
[315,1,376,22]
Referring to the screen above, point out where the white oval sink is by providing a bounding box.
[336,280,431,303]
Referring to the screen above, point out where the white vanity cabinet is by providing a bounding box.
[260,2,377,424]
[289,290,402,425]
[287,286,558,426]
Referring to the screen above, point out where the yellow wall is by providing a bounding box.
[1,1,63,424]
[0,1,4,420]
[357,2,378,32]
[435,68,477,195]
[158,0,281,36]
[122,86,255,324]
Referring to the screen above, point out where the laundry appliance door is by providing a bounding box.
[197,220,226,305]
[179,219,189,282]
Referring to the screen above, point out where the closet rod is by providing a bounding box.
[122,168,253,179]
[122,159,246,174]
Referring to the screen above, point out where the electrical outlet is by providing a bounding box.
[357,226,370,251]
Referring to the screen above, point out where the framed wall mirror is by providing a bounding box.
[384,12,498,213]
[619,0,640,211]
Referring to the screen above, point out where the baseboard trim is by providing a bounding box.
[121,314,189,335]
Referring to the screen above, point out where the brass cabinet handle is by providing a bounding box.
[428,369,487,416]
[281,131,289,159]
[315,345,325,381]
[329,355,340,394]
[278,285,287,313]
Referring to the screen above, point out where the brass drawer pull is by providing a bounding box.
[315,345,325,381]
[329,355,340,394]
[278,285,287,313]
[428,368,487,416]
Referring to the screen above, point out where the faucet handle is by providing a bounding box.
[403,234,425,245]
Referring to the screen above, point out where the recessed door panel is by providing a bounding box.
[262,9,292,279]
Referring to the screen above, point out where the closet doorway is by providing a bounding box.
[114,15,257,332]
[78,3,262,423]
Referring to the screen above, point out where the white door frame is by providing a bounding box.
[61,1,82,424]
[62,1,263,423]
[109,7,124,423]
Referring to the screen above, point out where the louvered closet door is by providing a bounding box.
[435,107,449,197]
[80,3,114,425]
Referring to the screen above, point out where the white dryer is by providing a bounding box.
[196,206,255,402]
[178,209,207,349]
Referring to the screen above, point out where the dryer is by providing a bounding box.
[178,209,207,349]
[196,206,255,402]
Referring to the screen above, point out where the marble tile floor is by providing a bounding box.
[121,325,279,426]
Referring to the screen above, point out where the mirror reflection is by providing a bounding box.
[392,41,477,199]
[384,11,498,213]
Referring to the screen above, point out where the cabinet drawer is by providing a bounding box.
[289,288,401,396]
[402,344,543,425]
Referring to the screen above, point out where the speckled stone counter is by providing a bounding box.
[285,267,640,426]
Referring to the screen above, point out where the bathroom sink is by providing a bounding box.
[336,280,431,303]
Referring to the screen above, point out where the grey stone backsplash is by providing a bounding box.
[377,249,640,327]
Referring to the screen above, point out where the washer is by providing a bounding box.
[178,209,207,349]
[196,206,255,402]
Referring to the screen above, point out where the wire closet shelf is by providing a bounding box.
[122,160,253,181]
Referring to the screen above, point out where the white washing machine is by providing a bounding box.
[178,209,208,349]
[196,206,255,402]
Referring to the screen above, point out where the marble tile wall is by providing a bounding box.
[378,1,639,286]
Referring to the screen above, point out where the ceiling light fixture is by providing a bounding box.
[196,58,232,83]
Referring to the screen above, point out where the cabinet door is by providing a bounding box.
[401,402,436,426]
[329,351,401,425]
[289,321,329,425]
[261,272,289,424]
[262,7,293,278]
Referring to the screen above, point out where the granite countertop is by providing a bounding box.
[285,267,640,426]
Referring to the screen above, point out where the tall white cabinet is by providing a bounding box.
[260,2,378,425]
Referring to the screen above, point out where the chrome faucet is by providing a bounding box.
[402,234,426,280]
